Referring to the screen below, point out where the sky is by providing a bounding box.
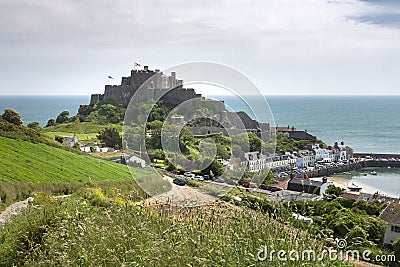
[1,0,400,95]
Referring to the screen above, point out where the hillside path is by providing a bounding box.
[0,199,29,225]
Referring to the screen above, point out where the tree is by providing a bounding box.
[204,159,225,177]
[46,119,56,127]
[97,127,122,149]
[2,108,22,126]
[248,132,263,152]
[27,121,41,130]
[55,135,64,143]
[324,185,345,199]
[56,110,70,124]
[153,149,165,160]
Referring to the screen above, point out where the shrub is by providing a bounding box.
[45,119,55,127]
[55,110,70,124]
[1,108,22,126]
[54,135,64,144]
[393,236,400,261]
[27,121,41,130]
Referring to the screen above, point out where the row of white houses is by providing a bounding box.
[242,143,352,172]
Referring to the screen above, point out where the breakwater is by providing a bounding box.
[297,154,400,179]
[354,153,400,168]
[299,162,363,179]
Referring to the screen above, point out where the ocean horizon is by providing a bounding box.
[1,94,400,154]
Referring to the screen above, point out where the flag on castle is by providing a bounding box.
[134,62,141,67]
[108,75,114,79]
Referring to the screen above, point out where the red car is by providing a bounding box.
[242,182,257,188]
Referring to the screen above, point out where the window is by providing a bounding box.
[391,226,400,233]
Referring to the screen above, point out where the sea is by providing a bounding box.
[1,95,400,154]
[1,94,400,196]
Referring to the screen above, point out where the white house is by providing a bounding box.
[379,202,400,245]
[243,152,270,172]
[217,158,234,170]
[312,144,334,163]
[337,142,347,161]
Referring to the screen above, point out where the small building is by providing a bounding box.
[63,136,83,147]
[276,126,317,141]
[379,202,400,245]
[286,178,332,197]
[126,155,146,168]
[217,158,234,170]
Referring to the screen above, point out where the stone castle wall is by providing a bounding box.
[91,67,201,105]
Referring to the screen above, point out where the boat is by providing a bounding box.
[348,183,362,192]
[343,172,352,175]
[370,170,378,175]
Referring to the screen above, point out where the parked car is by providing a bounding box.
[278,172,288,178]
[213,177,225,183]
[173,177,186,186]
[184,172,195,178]
[226,179,237,185]
[269,186,282,192]
[193,175,204,181]
[242,182,257,188]
[202,175,210,180]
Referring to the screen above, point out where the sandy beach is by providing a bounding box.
[311,173,398,197]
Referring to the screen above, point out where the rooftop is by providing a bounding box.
[288,178,324,187]
[379,202,400,225]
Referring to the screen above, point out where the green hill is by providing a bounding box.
[0,136,137,183]
[0,117,152,211]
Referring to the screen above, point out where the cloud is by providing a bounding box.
[0,0,399,95]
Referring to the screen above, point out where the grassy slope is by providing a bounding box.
[0,136,142,183]
[41,122,122,142]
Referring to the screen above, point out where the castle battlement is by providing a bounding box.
[90,66,198,105]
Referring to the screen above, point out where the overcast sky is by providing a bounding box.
[1,0,400,95]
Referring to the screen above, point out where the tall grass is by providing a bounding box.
[0,192,351,266]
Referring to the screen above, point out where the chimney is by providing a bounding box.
[171,71,176,78]
[144,66,149,71]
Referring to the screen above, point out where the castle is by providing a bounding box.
[90,66,271,142]
[90,65,203,106]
